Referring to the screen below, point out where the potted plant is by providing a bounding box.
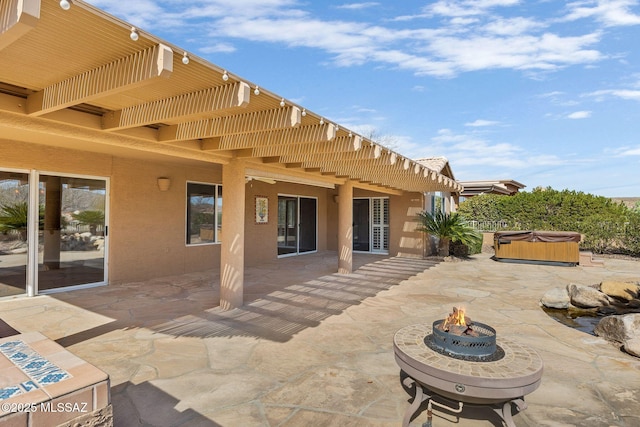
[417,210,481,257]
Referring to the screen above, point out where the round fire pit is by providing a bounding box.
[394,323,543,427]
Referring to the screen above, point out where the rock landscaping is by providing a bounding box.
[541,279,640,358]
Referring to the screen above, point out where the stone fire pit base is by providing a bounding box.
[394,323,543,427]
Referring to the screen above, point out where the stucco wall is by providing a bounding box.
[350,188,425,258]
[1,140,222,283]
[244,180,330,266]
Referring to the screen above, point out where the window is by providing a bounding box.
[429,192,445,216]
[186,182,222,245]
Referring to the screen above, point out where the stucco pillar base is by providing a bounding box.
[338,181,353,274]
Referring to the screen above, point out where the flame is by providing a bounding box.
[442,307,467,330]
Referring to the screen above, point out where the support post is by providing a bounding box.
[220,159,245,310]
[338,181,353,274]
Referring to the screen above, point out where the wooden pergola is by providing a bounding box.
[0,0,462,308]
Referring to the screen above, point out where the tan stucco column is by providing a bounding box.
[338,181,353,274]
[220,158,246,310]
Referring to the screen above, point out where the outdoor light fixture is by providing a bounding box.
[279,98,285,107]
[157,177,171,192]
[301,109,306,117]
[130,27,139,41]
[59,0,71,10]
[348,131,353,137]
[254,86,260,95]
[335,124,339,131]
[222,71,229,81]
[319,118,324,125]
[182,52,189,64]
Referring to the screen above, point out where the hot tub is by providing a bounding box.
[494,231,581,265]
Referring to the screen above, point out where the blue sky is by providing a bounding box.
[86,0,640,197]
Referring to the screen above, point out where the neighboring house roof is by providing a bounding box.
[0,0,461,195]
[414,157,455,181]
[458,180,526,196]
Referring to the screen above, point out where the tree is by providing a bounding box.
[72,210,104,235]
[417,210,482,256]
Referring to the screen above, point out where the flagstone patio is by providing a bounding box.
[1,251,639,426]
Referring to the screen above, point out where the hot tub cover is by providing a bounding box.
[494,230,581,243]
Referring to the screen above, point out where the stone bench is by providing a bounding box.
[0,332,112,426]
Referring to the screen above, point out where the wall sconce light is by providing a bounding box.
[182,52,189,64]
[157,177,171,191]
[222,70,229,81]
[130,27,139,41]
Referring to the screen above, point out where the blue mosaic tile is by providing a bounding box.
[0,386,22,400]
[20,381,38,392]
[0,340,71,400]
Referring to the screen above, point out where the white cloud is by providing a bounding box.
[86,0,607,78]
[613,146,640,156]
[586,89,640,101]
[564,0,640,27]
[465,119,500,127]
[336,2,379,10]
[567,110,592,119]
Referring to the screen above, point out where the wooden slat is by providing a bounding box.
[157,104,299,141]
[27,44,173,116]
[105,82,253,131]
[0,0,39,50]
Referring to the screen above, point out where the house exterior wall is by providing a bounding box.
[243,180,330,266]
[0,140,222,284]
[2,139,429,290]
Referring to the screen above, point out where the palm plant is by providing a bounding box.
[0,202,44,241]
[417,210,482,256]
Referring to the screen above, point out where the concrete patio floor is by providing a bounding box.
[1,251,639,426]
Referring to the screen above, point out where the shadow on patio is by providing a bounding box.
[53,252,440,346]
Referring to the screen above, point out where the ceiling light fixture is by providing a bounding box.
[319,118,324,125]
[59,0,71,10]
[335,124,339,131]
[130,27,139,41]
[301,109,306,117]
[254,86,260,95]
[279,98,285,107]
[182,52,189,64]
[222,70,229,81]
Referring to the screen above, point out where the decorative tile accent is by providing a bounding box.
[0,340,72,400]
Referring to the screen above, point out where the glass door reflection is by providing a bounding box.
[37,175,106,292]
[0,171,30,297]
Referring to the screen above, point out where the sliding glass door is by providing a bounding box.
[37,174,107,292]
[277,195,317,256]
[0,171,29,297]
[353,197,389,254]
[0,170,108,296]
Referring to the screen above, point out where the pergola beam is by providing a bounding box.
[201,123,336,151]
[27,44,173,116]
[0,0,40,50]
[106,82,253,131]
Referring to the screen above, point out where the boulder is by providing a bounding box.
[567,283,611,309]
[541,287,571,309]
[600,280,640,301]
[594,313,640,343]
[623,337,640,358]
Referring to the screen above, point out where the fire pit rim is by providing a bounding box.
[393,323,544,390]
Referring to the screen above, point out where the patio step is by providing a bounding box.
[579,251,605,267]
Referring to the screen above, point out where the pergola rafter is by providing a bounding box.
[28,44,173,116]
[106,82,253,131]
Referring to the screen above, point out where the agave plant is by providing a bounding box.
[417,210,481,256]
